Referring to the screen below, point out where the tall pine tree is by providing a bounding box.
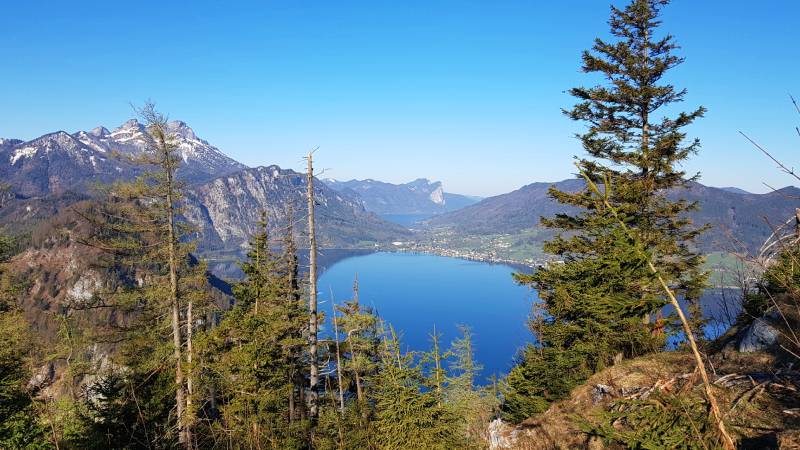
[505,0,707,421]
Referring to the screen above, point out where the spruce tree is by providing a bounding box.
[370,326,467,450]
[444,326,497,447]
[278,207,309,424]
[335,277,380,404]
[505,0,707,421]
[199,212,309,448]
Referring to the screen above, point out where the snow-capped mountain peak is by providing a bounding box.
[2,119,248,197]
[89,126,110,137]
[88,118,246,182]
[167,120,197,141]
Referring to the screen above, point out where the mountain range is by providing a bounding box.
[0,121,408,256]
[184,166,409,252]
[323,178,480,215]
[4,119,798,265]
[427,179,800,254]
[0,120,245,197]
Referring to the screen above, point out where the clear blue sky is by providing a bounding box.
[2,1,799,196]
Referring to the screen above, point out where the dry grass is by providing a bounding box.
[497,351,800,449]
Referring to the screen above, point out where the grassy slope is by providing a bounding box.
[501,350,799,449]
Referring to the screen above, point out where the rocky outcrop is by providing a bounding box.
[6,207,233,397]
[738,314,781,352]
[487,418,516,449]
[184,165,411,252]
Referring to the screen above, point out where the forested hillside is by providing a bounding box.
[1,1,799,449]
[428,179,800,254]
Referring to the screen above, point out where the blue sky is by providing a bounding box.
[2,1,799,196]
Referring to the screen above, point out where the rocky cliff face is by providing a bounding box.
[5,206,233,397]
[184,166,411,252]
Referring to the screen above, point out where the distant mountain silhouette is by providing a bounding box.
[427,179,799,253]
[323,178,479,215]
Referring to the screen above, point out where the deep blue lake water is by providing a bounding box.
[315,251,740,382]
[317,252,535,382]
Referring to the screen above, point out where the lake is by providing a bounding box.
[212,248,739,382]
[317,251,535,382]
[316,251,741,382]
[380,214,434,227]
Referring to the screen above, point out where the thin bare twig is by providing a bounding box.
[739,131,800,184]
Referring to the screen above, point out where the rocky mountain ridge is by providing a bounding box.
[1,121,411,257]
[1,119,246,198]
[323,177,480,215]
[184,165,411,252]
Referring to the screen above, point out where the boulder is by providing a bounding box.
[738,315,780,352]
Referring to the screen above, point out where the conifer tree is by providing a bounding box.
[505,0,707,421]
[370,326,467,450]
[199,212,310,448]
[279,206,309,423]
[426,325,446,399]
[74,102,203,446]
[0,231,49,447]
[335,277,380,404]
[439,326,498,447]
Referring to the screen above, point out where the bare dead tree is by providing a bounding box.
[306,149,320,420]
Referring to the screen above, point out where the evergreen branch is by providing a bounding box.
[576,163,736,450]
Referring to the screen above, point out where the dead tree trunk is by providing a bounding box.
[432,324,443,399]
[307,150,319,420]
[186,299,194,447]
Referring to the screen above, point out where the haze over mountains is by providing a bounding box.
[2,119,797,263]
[323,178,480,215]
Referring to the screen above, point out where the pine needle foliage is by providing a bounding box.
[198,213,309,448]
[585,392,723,450]
[335,290,381,404]
[505,0,707,422]
[68,102,213,447]
[370,327,468,450]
